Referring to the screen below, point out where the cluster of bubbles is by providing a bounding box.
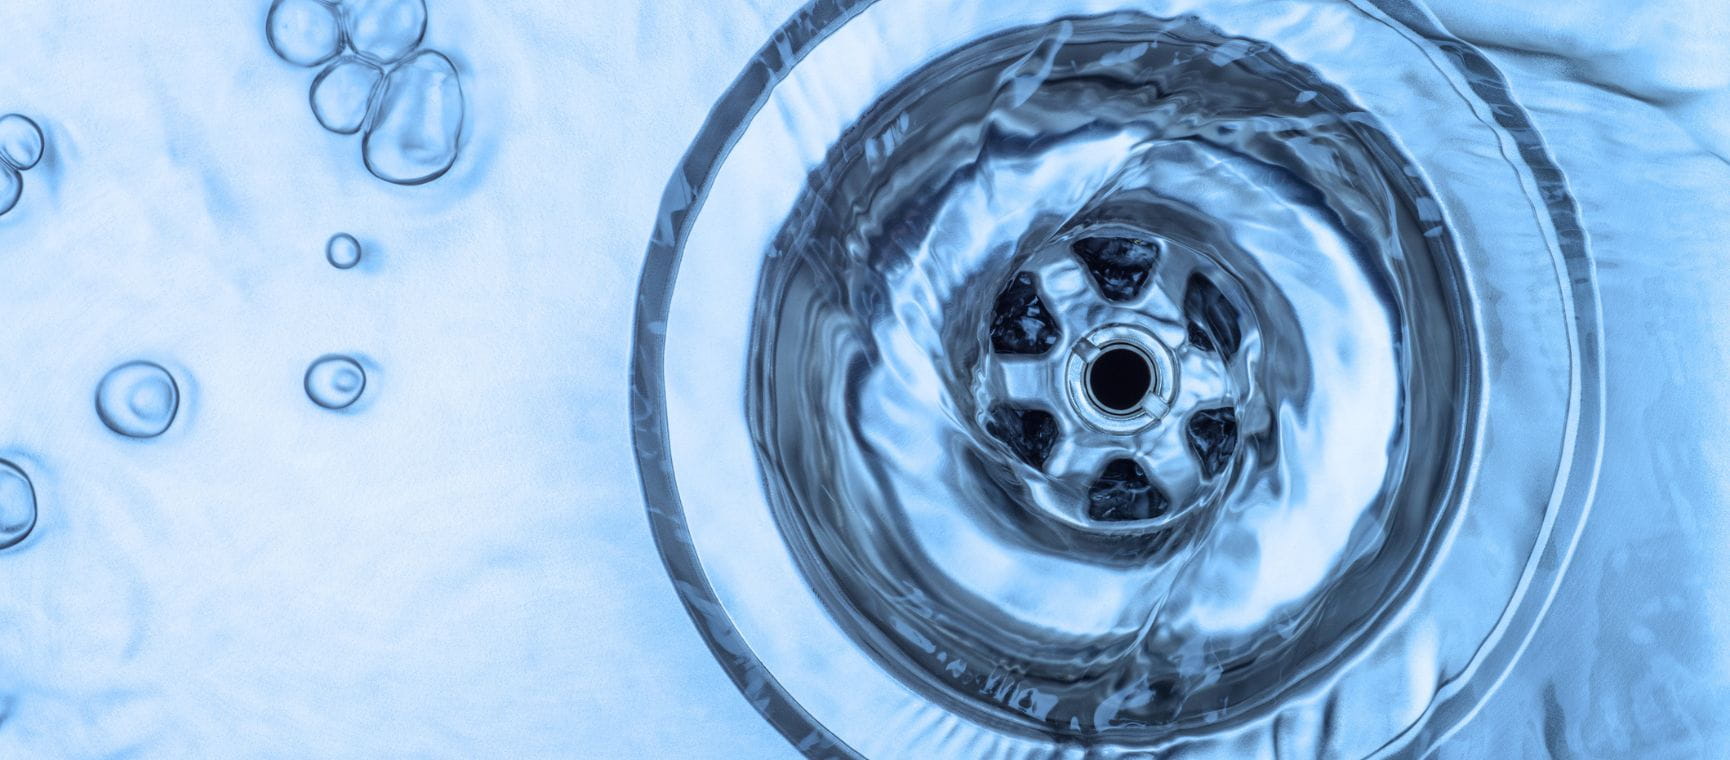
[2,231,374,552]
[0,8,410,559]
[266,0,465,185]
[0,113,45,217]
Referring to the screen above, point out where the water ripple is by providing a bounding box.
[635,2,1603,757]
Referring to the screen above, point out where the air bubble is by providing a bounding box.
[311,57,384,134]
[989,272,1060,355]
[342,0,427,64]
[305,355,366,410]
[0,163,19,218]
[0,460,36,550]
[266,0,342,68]
[96,361,180,439]
[363,50,464,185]
[325,232,363,269]
[0,113,45,171]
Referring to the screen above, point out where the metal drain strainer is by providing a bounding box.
[633,1,1601,756]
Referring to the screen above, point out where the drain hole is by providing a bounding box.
[1088,347,1152,413]
[990,271,1061,355]
[986,404,1059,469]
[1187,321,1214,353]
[1072,236,1158,302]
[1183,273,1242,359]
[1087,459,1169,522]
[1186,407,1239,479]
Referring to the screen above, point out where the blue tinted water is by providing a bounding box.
[0,0,789,755]
[0,0,1725,757]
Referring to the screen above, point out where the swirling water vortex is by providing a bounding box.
[749,13,1471,739]
[633,0,1602,757]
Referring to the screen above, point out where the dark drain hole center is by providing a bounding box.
[1088,346,1152,413]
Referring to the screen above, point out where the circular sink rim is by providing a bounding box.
[631,1,1604,756]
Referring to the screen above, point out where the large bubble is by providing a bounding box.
[0,163,19,217]
[0,460,36,550]
[95,361,181,439]
[362,50,464,185]
[266,0,342,67]
[342,0,427,64]
[0,113,45,170]
[311,57,384,134]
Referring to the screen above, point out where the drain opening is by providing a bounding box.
[986,404,1060,469]
[991,271,1061,355]
[645,2,1595,752]
[1087,346,1153,414]
[1088,458,1170,522]
[1186,407,1239,479]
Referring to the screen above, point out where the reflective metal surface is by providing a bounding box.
[0,0,1722,756]
[635,0,1723,757]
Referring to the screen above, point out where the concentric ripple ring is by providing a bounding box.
[631,1,1602,757]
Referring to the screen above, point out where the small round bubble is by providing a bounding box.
[0,460,36,550]
[363,50,464,185]
[305,355,367,410]
[267,0,342,67]
[311,57,384,134]
[342,0,427,64]
[96,361,180,438]
[0,114,45,171]
[0,164,19,217]
[326,233,363,269]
